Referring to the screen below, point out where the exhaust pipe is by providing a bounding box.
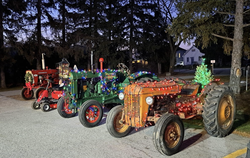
[42,53,45,70]
[91,51,94,73]
[99,58,104,72]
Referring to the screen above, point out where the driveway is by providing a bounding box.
[0,90,249,158]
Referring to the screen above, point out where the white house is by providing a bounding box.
[176,47,186,63]
[182,46,204,65]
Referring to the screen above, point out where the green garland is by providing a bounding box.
[24,72,33,84]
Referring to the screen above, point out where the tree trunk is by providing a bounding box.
[129,0,134,72]
[62,0,66,47]
[158,63,161,74]
[37,55,42,70]
[36,0,42,70]
[0,0,6,88]
[0,0,3,48]
[167,35,176,75]
[169,51,175,74]
[1,67,6,88]
[229,0,243,94]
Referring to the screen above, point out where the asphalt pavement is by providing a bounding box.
[0,90,249,158]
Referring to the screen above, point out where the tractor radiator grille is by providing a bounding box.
[123,87,142,128]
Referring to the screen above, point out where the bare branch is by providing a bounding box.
[211,33,233,41]
[217,11,235,16]
[243,9,250,14]
[243,23,250,27]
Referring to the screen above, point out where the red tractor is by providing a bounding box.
[31,58,70,112]
[21,54,69,100]
[31,79,64,112]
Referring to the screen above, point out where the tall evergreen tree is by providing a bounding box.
[114,0,161,71]
[47,0,81,59]
[0,0,27,88]
[21,0,55,70]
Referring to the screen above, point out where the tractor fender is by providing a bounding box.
[25,82,32,91]
[37,90,49,102]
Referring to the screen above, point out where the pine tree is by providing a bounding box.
[0,0,27,88]
[21,0,56,70]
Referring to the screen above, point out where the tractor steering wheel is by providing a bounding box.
[117,63,130,75]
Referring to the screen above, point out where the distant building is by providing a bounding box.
[176,47,186,64]
[176,46,204,65]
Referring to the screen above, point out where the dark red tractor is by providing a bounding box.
[21,54,69,100]
[30,58,70,111]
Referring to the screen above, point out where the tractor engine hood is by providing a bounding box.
[123,80,182,128]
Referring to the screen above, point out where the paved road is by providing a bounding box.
[0,90,249,158]
[174,67,231,75]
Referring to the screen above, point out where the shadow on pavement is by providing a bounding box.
[179,130,208,152]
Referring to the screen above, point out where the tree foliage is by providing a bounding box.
[168,0,250,94]
[0,0,187,87]
[0,0,27,88]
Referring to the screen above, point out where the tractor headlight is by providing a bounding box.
[118,93,124,100]
[146,97,153,105]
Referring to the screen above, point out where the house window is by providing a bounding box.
[187,57,189,62]
[179,53,181,58]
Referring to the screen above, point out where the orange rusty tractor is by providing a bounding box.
[106,78,236,156]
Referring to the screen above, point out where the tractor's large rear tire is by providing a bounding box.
[202,85,236,137]
[34,87,46,99]
[21,88,34,100]
[153,113,184,156]
[106,105,132,138]
[79,100,103,128]
[57,98,75,118]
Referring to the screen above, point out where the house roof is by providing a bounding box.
[177,47,186,51]
[182,46,204,57]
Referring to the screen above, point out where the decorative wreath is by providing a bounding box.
[24,72,33,84]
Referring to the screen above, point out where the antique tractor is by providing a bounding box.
[57,60,159,129]
[21,54,69,100]
[31,58,70,112]
[106,78,236,156]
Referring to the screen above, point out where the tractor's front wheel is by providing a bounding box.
[106,105,132,138]
[31,101,40,110]
[34,87,46,99]
[202,85,236,137]
[21,88,34,100]
[57,98,75,118]
[79,100,103,128]
[41,103,50,112]
[153,113,184,156]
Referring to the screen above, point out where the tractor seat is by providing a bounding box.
[180,84,200,96]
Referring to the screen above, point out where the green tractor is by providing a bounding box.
[57,60,159,128]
